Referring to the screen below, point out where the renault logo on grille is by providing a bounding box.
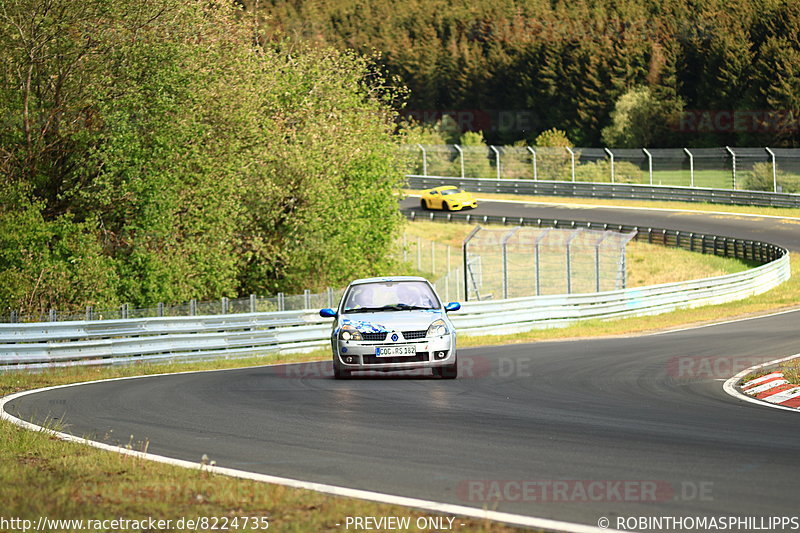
[391,333,399,342]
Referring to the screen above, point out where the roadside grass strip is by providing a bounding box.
[741,372,800,408]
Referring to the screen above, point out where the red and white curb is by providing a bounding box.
[723,353,800,412]
[740,371,800,408]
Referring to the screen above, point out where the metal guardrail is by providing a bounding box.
[0,213,790,371]
[406,175,800,208]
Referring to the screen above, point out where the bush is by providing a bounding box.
[741,162,799,193]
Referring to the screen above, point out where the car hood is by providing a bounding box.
[339,310,445,333]
[444,192,474,202]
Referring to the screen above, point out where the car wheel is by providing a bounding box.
[333,361,352,379]
[433,362,457,379]
[420,199,428,209]
[444,202,451,211]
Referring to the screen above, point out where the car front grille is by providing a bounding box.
[361,332,387,341]
[402,330,427,340]
[362,353,429,365]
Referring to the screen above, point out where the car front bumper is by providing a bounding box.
[334,335,455,371]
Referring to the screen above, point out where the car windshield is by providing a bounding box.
[440,189,464,195]
[342,281,440,313]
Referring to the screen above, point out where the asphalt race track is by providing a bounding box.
[5,199,800,531]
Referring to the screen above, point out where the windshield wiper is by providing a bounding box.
[343,304,435,313]
[342,307,386,313]
[382,304,435,311]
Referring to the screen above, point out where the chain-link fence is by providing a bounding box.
[3,289,350,324]
[404,145,800,193]
[463,226,636,301]
[400,232,465,303]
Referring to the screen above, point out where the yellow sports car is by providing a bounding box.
[419,186,478,211]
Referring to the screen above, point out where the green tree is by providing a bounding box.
[601,86,684,147]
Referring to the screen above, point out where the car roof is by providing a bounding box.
[432,185,458,191]
[348,276,430,286]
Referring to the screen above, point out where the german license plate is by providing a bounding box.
[375,345,416,357]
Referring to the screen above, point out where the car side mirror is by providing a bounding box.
[319,308,337,318]
[444,302,461,312]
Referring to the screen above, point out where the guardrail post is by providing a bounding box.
[189,300,196,316]
[642,148,653,185]
[303,289,311,309]
[765,147,777,192]
[249,294,256,313]
[684,148,694,187]
[278,293,284,312]
[10,310,18,323]
[604,148,615,183]
[221,297,229,314]
[48,308,56,322]
[725,146,736,189]
[527,146,537,180]
[121,304,129,319]
[454,144,465,178]
[85,306,93,321]
[158,302,165,317]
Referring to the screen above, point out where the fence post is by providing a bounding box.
[48,308,56,322]
[277,293,284,312]
[221,297,229,314]
[604,148,615,183]
[158,302,165,317]
[725,146,736,189]
[642,148,653,185]
[189,300,196,316]
[303,289,311,309]
[765,147,777,192]
[565,230,581,294]
[417,144,427,176]
[463,226,481,302]
[10,310,18,323]
[527,146,537,180]
[593,243,601,292]
[85,306,93,321]
[490,145,501,179]
[327,287,334,308]
[454,144,465,178]
[249,294,256,313]
[684,148,694,187]
[566,147,576,181]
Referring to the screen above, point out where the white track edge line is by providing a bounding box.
[723,353,800,413]
[0,376,618,533]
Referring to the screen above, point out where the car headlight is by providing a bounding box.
[339,325,363,341]
[426,319,448,337]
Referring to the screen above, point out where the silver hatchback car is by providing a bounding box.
[319,276,461,379]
